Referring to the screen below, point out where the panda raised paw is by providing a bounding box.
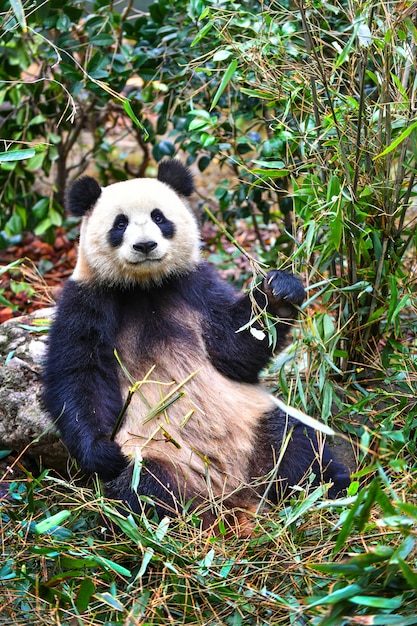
[264,270,306,317]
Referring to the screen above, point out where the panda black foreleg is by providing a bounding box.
[251,410,350,503]
[202,269,306,384]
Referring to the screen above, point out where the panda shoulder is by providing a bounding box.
[55,279,107,316]
[182,261,237,305]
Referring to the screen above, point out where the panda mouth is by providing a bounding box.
[126,255,165,265]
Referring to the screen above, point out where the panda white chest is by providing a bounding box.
[113,296,207,438]
[112,295,275,493]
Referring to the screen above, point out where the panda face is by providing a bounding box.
[107,207,174,263]
[73,178,201,287]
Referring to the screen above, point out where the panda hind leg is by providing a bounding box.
[104,459,183,521]
[318,440,351,498]
[251,410,351,503]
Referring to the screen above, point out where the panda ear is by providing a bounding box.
[65,176,102,217]
[157,159,194,197]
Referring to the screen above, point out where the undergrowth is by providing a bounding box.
[1,460,416,626]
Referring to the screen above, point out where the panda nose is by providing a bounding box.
[133,241,157,254]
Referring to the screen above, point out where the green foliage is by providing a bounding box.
[181,0,417,369]
[0,0,167,245]
[0,0,296,247]
[1,464,416,624]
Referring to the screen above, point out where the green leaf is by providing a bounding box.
[404,17,417,43]
[349,594,403,609]
[306,583,363,607]
[334,32,355,67]
[49,206,63,227]
[90,34,114,46]
[35,510,71,534]
[10,0,27,31]
[333,488,368,554]
[0,259,23,274]
[93,555,131,577]
[282,486,329,530]
[32,198,49,220]
[374,119,417,160]
[34,218,52,236]
[240,87,275,100]
[26,150,46,171]
[210,59,238,110]
[154,516,170,542]
[213,49,232,62]
[94,592,125,612]
[27,114,47,127]
[131,452,142,493]
[326,175,341,202]
[252,159,285,169]
[191,20,214,47]
[388,294,411,324]
[135,548,154,579]
[76,578,95,613]
[103,507,143,544]
[398,558,417,588]
[188,117,211,132]
[252,168,289,178]
[0,149,36,162]
[123,99,149,140]
[6,214,23,236]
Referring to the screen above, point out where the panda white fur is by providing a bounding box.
[43,159,349,530]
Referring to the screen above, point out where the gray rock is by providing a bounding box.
[0,308,68,471]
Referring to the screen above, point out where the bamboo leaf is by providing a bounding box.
[306,583,362,607]
[35,510,71,534]
[132,548,154,581]
[349,594,403,609]
[123,99,149,140]
[9,0,27,31]
[76,578,95,613]
[398,558,417,588]
[210,59,238,110]
[374,120,417,160]
[94,592,125,612]
[94,555,131,577]
[252,168,289,178]
[0,259,23,273]
[191,20,214,47]
[271,396,335,436]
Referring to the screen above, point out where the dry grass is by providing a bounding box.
[1,439,416,626]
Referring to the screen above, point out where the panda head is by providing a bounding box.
[66,159,200,288]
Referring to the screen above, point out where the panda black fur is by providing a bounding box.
[43,159,350,528]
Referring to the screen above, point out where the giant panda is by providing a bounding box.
[43,158,349,531]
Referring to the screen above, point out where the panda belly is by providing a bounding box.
[113,341,276,500]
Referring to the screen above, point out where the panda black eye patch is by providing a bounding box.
[151,209,175,239]
[108,214,129,247]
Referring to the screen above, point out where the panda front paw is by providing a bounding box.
[264,270,305,313]
[80,438,129,482]
[326,462,351,499]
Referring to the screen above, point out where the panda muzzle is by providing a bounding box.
[133,240,158,254]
